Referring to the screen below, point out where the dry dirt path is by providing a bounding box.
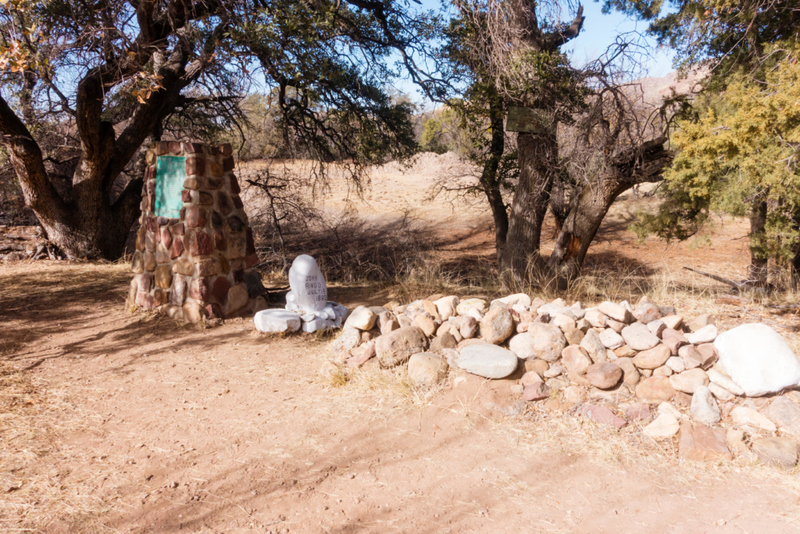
[2,262,800,533]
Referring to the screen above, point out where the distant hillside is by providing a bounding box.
[628,68,708,106]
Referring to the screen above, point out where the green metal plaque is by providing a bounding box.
[154,156,186,218]
[506,107,552,134]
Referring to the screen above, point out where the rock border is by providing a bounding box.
[325,294,800,468]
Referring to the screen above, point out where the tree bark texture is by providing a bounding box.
[478,92,509,264]
[2,83,163,259]
[549,177,569,237]
[499,128,559,280]
[547,136,673,281]
[547,180,617,280]
[793,207,800,289]
[496,3,585,282]
[748,197,769,284]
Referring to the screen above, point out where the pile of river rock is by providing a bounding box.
[328,293,800,467]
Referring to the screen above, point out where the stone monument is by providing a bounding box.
[127,141,266,322]
[254,254,348,333]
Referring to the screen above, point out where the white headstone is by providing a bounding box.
[286,254,327,313]
[254,255,349,334]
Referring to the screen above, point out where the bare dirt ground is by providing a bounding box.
[3,154,800,533]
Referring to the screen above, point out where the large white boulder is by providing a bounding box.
[457,343,519,379]
[714,323,800,397]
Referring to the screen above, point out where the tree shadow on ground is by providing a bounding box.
[101,367,542,534]
[255,207,718,303]
[0,263,130,359]
[254,211,495,284]
[108,422,486,534]
[0,263,251,372]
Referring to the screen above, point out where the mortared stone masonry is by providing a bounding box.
[128,141,265,322]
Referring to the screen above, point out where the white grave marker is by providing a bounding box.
[255,254,348,334]
[286,254,327,313]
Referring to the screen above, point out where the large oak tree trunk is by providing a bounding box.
[478,92,509,264]
[35,177,144,259]
[3,83,150,260]
[28,76,144,259]
[547,136,673,282]
[0,1,220,259]
[499,127,559,280]
[547,178,625,282]
[495,4,584,282]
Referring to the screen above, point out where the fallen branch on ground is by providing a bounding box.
[683,266,746,289]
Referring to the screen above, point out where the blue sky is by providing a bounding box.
[563,1,674,76]
[394,0,675,103]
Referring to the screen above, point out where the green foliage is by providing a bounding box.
[636,45,800,264]
[500,48,588,118]
[603,0,663,20]
[608,0,800,276]
[606,0,800,78]
[443,3,586,114]
[224,0,427,167]
[0,0,431,188]
[457,89,519,187]
[420,116,449,154]
[418,106,474,155]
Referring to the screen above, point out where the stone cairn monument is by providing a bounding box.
[254,254,348,333]
[128,141,265,323]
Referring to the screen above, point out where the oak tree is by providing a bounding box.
[614,0,800,282]
[0,0,430,259]
[441,0,674,283]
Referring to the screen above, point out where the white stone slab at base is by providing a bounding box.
[254,309,302,333]
[300,301,350,332]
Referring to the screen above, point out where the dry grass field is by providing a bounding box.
[2,154,800,533]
